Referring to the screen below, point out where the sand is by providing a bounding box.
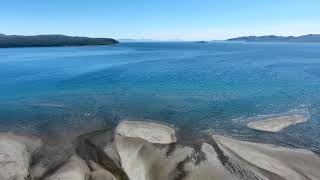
[115,121,233,180]
[116,120,176,144]
[89,161,118,180]
[115,120,182,180]
[44,155,90,180]
[1,121,320,180]
[0,133,42,180]
[247,114,308,132]
[214,135,320,180]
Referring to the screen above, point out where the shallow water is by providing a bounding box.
[0,42,319,152]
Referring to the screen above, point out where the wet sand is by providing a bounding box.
[1,120,320,180]
[214,135,320,180]
[247,114,308,132]
[116,120,177,144]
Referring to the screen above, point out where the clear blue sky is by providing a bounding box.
[1,0,319,40]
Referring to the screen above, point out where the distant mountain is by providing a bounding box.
[0,34,119,48]
[227,34,320,43]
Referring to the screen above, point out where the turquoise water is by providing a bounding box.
[0,42,319,151]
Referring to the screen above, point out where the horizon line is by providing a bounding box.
[1,32,320,41]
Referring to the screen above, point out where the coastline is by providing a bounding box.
[0,34,119,48]
[1,120,319,180]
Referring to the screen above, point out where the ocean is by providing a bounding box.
[0,42,319,152]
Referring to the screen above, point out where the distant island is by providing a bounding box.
[195,41,208,43]
[227,34,320,43]
[0,34,119,48]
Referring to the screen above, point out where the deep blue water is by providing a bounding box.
[0,42,320,151]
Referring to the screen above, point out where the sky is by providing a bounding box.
[1,0,320,40]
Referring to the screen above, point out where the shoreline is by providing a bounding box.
[1,120,319,180]
[0,34,119,48]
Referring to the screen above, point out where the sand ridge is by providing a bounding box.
[247,114,308,132]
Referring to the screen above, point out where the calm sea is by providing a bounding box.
[0,42,319,152]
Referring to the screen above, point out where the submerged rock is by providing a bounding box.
[247,114,308,132]
[0,133,42,180]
